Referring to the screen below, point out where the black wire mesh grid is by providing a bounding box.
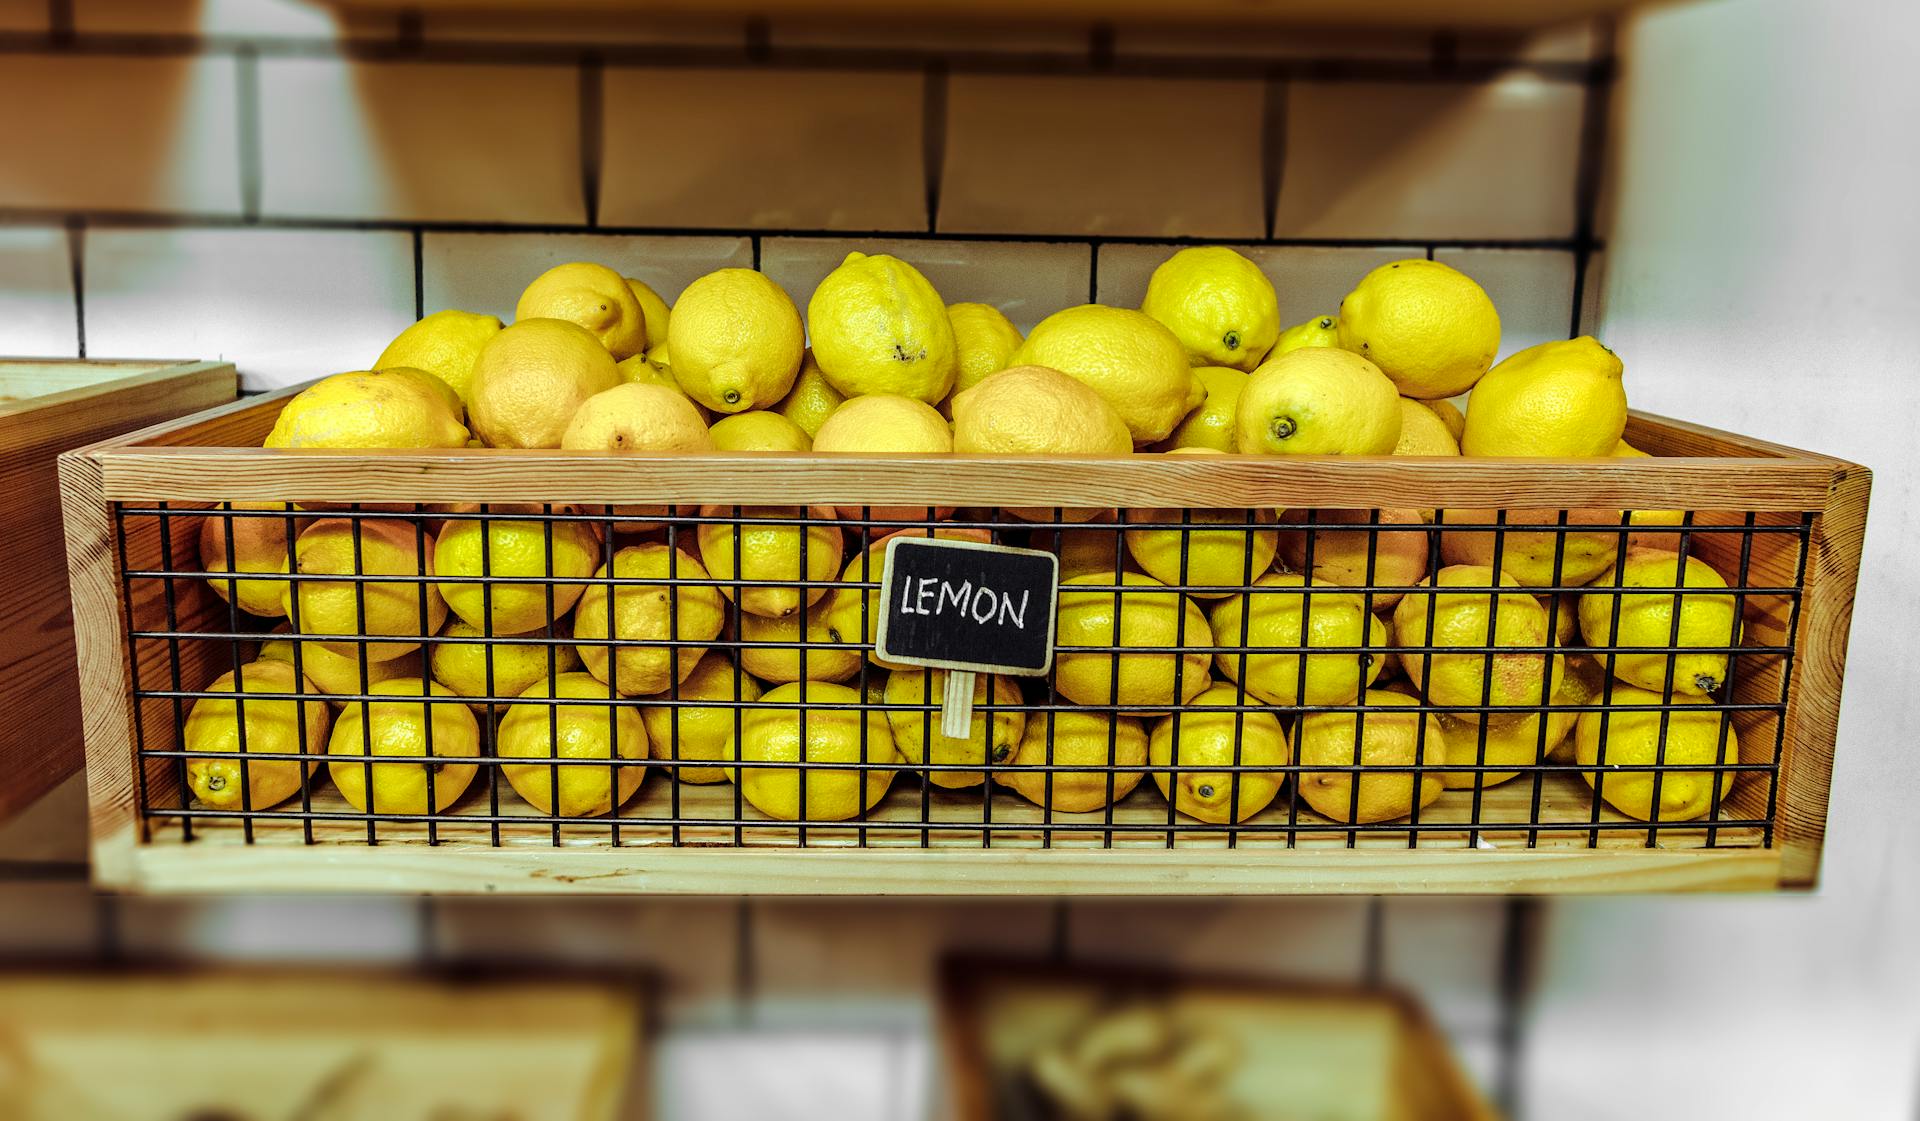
[113,500,1811,853]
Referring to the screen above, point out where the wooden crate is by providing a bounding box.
[939,957,1500,1121]
[0,968,639,1121]
[58,384,1867,896]
[0,359,235,826]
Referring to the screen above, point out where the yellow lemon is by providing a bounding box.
[561,382,712,453]
[1054,572,1213,711]
[669,268,805,414]
[516,261,647,359]
[327,677,480,814]
[374,309,504,410]
[615,353,710,423]
[572,544,727,695]
[885,669,1025,789]
[1425,398,1466,442]
[1394,397,1461,456]
[1047,526,1132,582]
[1613,439,1686,528]
[773,350,847,438]
[379,366,464,422]
[639,650,761,784]
[1273,313,1341,356]
[427,620,577,712]
[623,276,672,350]
[1579,548,1742,696]
[709,410,812,452]
[1010,305,1205,445]
[1124,507,1278,598]
[1275,508,1430,610]
[998,709,1149,813]
[468,318,621,449]
[1296,691,1447,823]
[1575,688,1737,821]
[259,637,423,701]
[1140,246,1280,371]
[697,505,843,619]
[808,252,957,403]
[1437,506,1625,587]
[729,681,896,821]
[813,394,954,522]
[1149,684,1291,823]
[434,517,601,636]
[1151,365,1246,453]
[738,591,865,684]
[1209,573,1387,706]
[283,518,447,662]
[265,370,468,450]
[497,672,647,817]
[1461,336,1628,457]
[945,302,1024,407]
[950,364,1133,455]
[200,503,306,618]
[181,659,331,811]
[1336,259,1501,399]
[1234,347,1400,455]
[1393,565,1564,709]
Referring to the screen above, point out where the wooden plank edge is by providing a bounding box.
[93,448,1842,511]
[115,845,1787,896]
[0,361,235,424]
[1776,460,1871,888]
[57,448,143,883]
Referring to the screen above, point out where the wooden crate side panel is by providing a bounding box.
[0,364,234,824]
[1775,465,1871,886]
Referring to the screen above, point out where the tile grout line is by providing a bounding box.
[1567,18,1617,339]
[64,216,85,357]
[45,0,70,46]
[579,51,604,228]
[412,227,425,319]
[235,44,263,222]
[1260,69,1288,240]
[921,62,948,236]
[1494,897,1539,1118]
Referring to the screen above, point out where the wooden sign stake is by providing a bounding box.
[941,669,976,739]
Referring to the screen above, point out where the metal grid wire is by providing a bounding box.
[115,502,1812,852]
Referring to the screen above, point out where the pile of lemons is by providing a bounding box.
[181,248,1741,830]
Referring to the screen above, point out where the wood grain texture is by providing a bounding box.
[96,448,1838,511]
[1776,463,1871,886]
[1,361,234,828]
[113,843,1783,895]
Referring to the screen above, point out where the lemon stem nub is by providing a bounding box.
[206,774,226,791]
[1695,673,1721,694]
[1198,783,1215,799]
[1271,416,1297,441]
[993,745,1011,763]
[723,390,741,405]
[1223,331,1240,352]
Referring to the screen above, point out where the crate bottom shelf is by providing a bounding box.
[103,771,1786,895]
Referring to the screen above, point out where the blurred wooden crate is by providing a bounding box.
[940,956,1500,1121]
[0,969,639,1121]
[0,359,234,826]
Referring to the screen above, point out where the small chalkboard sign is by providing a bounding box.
[875,536,1060,738]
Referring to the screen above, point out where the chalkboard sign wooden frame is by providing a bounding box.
[874,536,1061,677]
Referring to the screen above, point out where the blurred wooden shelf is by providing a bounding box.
[310,0,1659,32]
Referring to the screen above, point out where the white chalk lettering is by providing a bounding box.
[1000,589,1030,628]
[970,586,998,623]
[939,580,972,615]
[916,576,937,615]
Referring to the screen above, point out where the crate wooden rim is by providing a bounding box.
[58,382,1869,896]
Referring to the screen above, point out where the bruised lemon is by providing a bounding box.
[808,252,957,404]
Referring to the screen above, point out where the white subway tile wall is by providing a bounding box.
[257,59,586,224]
[600,68,926,231]
[941,75,1268,238]
[0,226,79,357]
[1274,75,1585,240]
[0,55,243,215]
[85,227,416,387]
[0,7,1611,1116]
